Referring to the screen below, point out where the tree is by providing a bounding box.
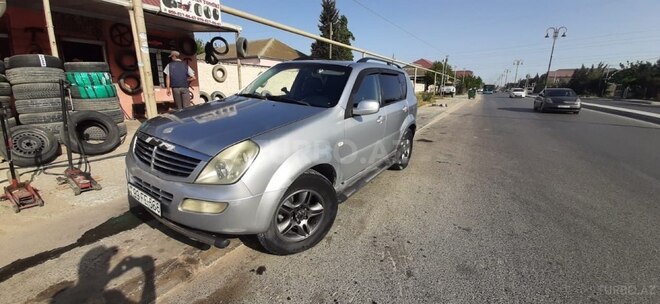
[195,39,205,55]
[424,61,453,88]
[310,0,355,60]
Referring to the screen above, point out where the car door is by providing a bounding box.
[379,71,408,155]
[339,71,386,181]
[535,90,544,107]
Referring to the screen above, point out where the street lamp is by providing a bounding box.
[544,26,567,89]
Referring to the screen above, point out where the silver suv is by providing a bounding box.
[126,58,417,254]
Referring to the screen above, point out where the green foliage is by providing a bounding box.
[195,39,205,55]
[457,75,484,93]
[424,61,453,86]
[310,0,355,60]
[610,60,660,99]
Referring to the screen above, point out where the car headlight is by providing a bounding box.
[195,140,259,184]
[576,98,581,105]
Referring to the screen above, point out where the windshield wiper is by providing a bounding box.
[266,95,310,106]
[237,93,266,100]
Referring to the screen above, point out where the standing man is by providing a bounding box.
[164,51,196,110]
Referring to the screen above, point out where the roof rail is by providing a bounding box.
[356,57,402,69]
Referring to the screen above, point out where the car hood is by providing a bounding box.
[138,96,325,156]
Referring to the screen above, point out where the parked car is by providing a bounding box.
[533,88,581,113]
[126,58,418,254]
[441,85,456,97]
[509,88,526,98]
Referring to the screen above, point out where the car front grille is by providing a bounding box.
[134,134,202,178]
[132,177,174,204]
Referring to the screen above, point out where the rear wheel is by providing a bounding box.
[390,129,413,170]
[257,170,337,255]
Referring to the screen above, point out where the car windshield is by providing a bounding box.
[545,89,576,97]
[239,63,352,108]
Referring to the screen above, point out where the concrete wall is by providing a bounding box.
[197,61,270,98]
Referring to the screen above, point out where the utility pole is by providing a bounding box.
[504,68,510,89]
[441,55,448,97]
[544,26,567,89]
[130,0,158,118]
[513,59,523,86]
[328,21,333,59]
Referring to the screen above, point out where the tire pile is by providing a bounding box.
[64,62,127,139]
[5,54,66,139]
[0,59,16,129]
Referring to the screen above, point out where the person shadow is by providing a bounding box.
[50,245,156,303]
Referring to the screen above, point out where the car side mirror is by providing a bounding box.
[353,99,380,116]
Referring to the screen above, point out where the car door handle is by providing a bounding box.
[402,105,408,113]
[376,116,385,123]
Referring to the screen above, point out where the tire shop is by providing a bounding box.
[0,0,244,169]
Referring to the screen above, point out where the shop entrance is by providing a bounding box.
[60,39,106,63]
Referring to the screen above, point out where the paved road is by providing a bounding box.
[162,93,660,303]
[583,97,660,114]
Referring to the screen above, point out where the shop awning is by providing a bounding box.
[7,0,241,33]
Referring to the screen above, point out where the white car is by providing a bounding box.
[509,88,526,98]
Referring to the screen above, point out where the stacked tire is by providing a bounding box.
[6,54,67,138]
[0,59,17,139]
[64,62,127,140]
[2,55,64,166]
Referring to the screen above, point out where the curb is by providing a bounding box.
[582,102,660,125]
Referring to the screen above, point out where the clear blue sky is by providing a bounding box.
[199,0,660,84]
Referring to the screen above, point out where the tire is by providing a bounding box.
[63,62,110,72]
[115,50,138,71]
[99,108,125,123]
[210,36,229,55]
[194,3,202,16]
[15,98,66,114]
[211,91,226,100]
[199,91,210,103]
[12,83,62,99]
[539,103,545,113]
[64,111,121,155]
[66,71,112,86]
[3,125,59,167]
[257,170,338,255]
[0,83,10,95]
[18,111,64,124]
[236,37,248,59]
[0,74,7,83]
[5,54,62,69]
[389,128,413,170]
[0,96,10,108]
[6,67,65,85]
[212,64,227,83]
[118,72,141,95]
[71,98,120,111]
[83,122,127,140]
[32,122,65,140]
[70,84,117,99]
[179,37,197,56]
[573,110,580,114]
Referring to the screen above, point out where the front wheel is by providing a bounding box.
[257,170,338,255]
[389,129,413,170]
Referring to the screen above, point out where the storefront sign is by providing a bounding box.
[160,0,221,27]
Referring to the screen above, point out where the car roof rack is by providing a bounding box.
[356,57,402,69]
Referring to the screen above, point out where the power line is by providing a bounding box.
[350,0,445,55]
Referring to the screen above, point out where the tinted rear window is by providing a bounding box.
[546,89,576,97]
[379,73,405,104]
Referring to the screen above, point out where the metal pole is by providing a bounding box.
[544,26,566,89]
[219,5,448,79]
[235,32,243,90]
[504,69,509,89]
[128,9,149,115]
[441,55,448,97]
[42,0,58,56]
[513,59,522,86]
[131,0,158,118]
[433,73,437,95]
[328,22,332,60]
[414,67,417,92]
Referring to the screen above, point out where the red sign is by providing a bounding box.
[160,0,222,27]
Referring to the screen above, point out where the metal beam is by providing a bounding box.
[220,5,453,80]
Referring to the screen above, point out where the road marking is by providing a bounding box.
[419,98,474,132]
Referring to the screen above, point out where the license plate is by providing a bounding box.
[128,184,162,216]
[558,105,570,108]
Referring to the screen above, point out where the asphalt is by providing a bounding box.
[161,93,660,303]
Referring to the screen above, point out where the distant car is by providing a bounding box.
[509,88,526,98]
[533,88,581,114]
[477,88,483,93]
[526,87,534,94]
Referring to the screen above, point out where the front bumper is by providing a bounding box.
[126,154,285,235]
[544,104,581,111]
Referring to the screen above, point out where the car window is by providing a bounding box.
[351,74,380,108]
[546,89,576,97]
[379,73,404,105]
[398,73,408,99]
